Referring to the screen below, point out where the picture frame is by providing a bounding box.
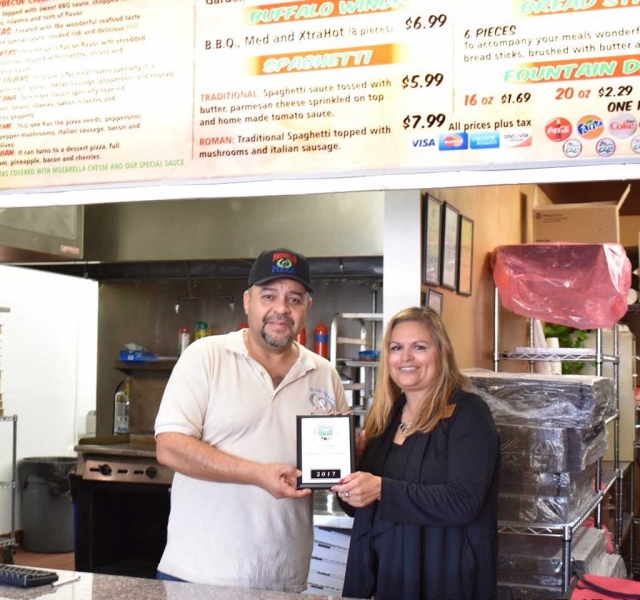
[422,195,443,286]
[457,215,474,297]
[440,203,460,290]
[426,289,443,316]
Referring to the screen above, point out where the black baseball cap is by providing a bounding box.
[248,248,313,293]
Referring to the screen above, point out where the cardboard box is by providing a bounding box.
[533,185,630,244]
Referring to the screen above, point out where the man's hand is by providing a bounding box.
[330,471,381,508]
[257,463,312,499]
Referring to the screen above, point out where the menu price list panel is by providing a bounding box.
[0,0,639,191]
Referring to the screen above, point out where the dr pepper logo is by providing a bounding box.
[545,118,571,142]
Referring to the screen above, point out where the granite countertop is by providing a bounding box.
[0,570,353,600]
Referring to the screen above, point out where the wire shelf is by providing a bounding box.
[500,352,616,363]
[498,493,603,537]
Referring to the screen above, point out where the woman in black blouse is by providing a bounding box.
[332,306,500,600]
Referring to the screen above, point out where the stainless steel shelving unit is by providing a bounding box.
[0,307,17,564]
[0,415,17,563]
[330,312,382,419]
[493,288,629,592]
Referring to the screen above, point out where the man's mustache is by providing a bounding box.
[264,315,294,327]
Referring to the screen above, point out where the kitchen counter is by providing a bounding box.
[0,570,353,600]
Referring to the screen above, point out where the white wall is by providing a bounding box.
[0,266,98,534]
[382,190,423,328]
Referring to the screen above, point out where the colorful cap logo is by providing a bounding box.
[609,113,638,139]
[576,115,604,139]
[438,132,469,151]
[562,138,582,159]
[595,138,616,157]
[632,136,640,154]
[273,252,296,273]
[502,129,533,148]
[545,118,571,142]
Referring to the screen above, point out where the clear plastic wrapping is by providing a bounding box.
[498,488,596,523]
[591,553,627,579]
[464,369,616,428]
[499,462,596,497]
[491,243,631,329]
[498,527,606,588]
[499,423,607,472]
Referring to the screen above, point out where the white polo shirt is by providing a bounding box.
[155,330,348,592]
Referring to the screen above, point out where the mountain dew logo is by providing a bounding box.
[272,252,297,274]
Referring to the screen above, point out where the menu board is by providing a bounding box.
[0,0,639,192]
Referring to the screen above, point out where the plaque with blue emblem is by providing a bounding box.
[296,414,356,490]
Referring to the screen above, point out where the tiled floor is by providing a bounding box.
[12,548,75,571]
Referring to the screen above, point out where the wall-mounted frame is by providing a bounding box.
[457,215,474,297]
[422,195,443,286]
[440,203,460,290]
[426,289,443,316]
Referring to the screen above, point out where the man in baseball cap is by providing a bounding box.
[155,247,347,592]
[248,248,314,293]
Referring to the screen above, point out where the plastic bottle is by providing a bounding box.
[314,322,329,358]
[195,321,211,340]
[296,327,307,347]
[178,327,190,355]
[113,378,130,434]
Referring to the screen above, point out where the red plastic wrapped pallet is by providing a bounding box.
[492,243,631,330]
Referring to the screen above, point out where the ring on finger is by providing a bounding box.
[344,491,349,499]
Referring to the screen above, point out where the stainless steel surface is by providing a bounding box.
[313,490,353,529]
[0,415,17,551]
[82,457,173,485]
[84,193,384,262]
[75,442,158,459]
[0,205,83,261]
[75,435,174,484]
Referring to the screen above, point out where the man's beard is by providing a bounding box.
[261,316,295,348]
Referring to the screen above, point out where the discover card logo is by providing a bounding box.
[502,129,533,148]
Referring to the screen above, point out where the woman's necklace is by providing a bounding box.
[399,406,412,435]
[399,421,412,435]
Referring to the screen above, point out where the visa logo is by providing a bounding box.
[412,138,435,148]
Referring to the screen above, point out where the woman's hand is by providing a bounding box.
[331,471,382,508]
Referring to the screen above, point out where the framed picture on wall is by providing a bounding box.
[426,289,443,316]
[440,203,460,290]
[457,216,474,297]
[422,195,443,286]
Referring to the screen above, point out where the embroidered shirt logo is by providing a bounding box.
[309,388,336,414]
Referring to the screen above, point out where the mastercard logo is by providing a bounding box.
[576,115,604,139]
[444,135,464,147]
[438,132,469,151]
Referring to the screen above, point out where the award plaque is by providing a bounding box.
[296,414,356,490]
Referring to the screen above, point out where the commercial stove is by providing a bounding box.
[72,434,174,579]
[75,434,174,485]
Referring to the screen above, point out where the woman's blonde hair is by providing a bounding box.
[364,306,470,439]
